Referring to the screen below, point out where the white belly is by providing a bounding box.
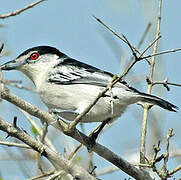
[38,83,138,122]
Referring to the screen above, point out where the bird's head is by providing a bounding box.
[1,46,66,83]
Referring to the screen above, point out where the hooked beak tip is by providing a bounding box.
[0,60,22,71]
[1,64,8,70]
[0,63,15,70]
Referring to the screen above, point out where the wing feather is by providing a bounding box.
[47,57,135,91]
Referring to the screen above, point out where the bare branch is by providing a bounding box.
[0,117,97,180]
[27,171,54,180]
[146,129,181,179]
[127,22,152,64]
[140,48,181,60]
[47,170,66,180]
[139,35,162,58]
[155,81,181,88]
[161,129,174,178]
[93,15,141,55]
[96,166,119,176]
[0,141,31,149]
[152,77,181,91]
[18,108,56,151]
[0,88,152,180]
[168,165,181,176]
[0,0,45,19]
[140,0,163,164]
[166,82,181,87]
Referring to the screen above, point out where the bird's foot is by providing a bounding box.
[87,118,112,151]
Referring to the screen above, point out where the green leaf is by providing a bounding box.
[31,125,38,136]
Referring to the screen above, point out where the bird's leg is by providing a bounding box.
[89,87,114,145]
[89,118,112,145]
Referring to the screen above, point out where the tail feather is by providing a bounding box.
[139,92,178,112]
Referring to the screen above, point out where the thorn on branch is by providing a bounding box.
[5,134,10,139]
[146,77,152,85]
[89,165,97,175]
[5,115,17,138]
[153,141,161,154]
[163,85,170,91]
[13,116,18,128]
[155,154,164,163]
[167,128,174,140]
[0,43,4,54]
[162,77,170,91]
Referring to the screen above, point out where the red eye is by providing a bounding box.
[30,53,39,60]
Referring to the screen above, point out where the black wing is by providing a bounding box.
[47,57,132,89]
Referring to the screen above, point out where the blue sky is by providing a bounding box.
[0,0,181,179]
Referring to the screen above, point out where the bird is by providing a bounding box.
[0,46,178,125]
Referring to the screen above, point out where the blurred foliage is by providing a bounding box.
[0,25,5,28]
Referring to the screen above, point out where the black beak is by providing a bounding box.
[1,60,25,70]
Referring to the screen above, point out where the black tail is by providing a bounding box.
[139,92,178,112]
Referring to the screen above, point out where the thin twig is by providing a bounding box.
[68,143,82,160]
[161,129,174,178]
[0,43,4,53]
[139,35,162,58]
[168,165,181,176]
[127,22,152,64]
[96,166,119,176]
[0,0,45,19]
[18,108,56,151]
[119,36,143,78]
[140,0,162,165]
[146,129,180,179]
[165,82,181,87]
[36,122,49,174]
[41,122,48,143]
[140,48,181,60]
[36,152,44,175]
[27,171,55,180]
[87,151,94,172]
[0,141,31,149]
[47,170,67,180]
[153,81,181,87]
[93,15,141,55]
[152,77,170,91]
[152,77,181,91]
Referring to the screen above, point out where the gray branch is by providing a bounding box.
[0,117,96,180]
[0,88,152,180]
